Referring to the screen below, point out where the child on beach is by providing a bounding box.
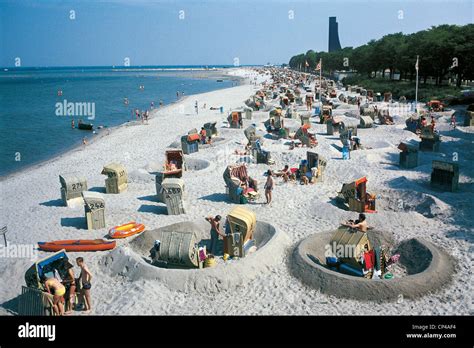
[450,114,456,129]
[76,257,93,313]
[264,170,274,204]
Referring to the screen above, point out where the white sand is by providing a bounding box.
[0,68,472,315]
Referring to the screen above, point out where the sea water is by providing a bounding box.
[0,66,236,177]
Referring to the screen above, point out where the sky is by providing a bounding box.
[0,0,472,67]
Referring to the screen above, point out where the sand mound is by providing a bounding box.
[290,230,456,301]
[377,189,451,218]
[99,220,290,292]
[128,168,155,183]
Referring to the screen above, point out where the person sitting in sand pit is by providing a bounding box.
[43,276,65,316]
[205,215,225,255]
[342,213,368,232]
[76,257,93,313]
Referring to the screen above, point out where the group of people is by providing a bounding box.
[42,257,93,316]
[199,127,212,145]
[134,109,150,123]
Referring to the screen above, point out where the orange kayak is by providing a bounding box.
[38,239,116,252]
[108,221,145,239]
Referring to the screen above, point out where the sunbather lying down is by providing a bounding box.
[209,106,222,110]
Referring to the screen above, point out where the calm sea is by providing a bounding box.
[0,66,237,177]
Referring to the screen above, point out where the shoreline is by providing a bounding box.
[0,69,246,182]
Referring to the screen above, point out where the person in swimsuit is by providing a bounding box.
[63,263,76,314]
[205,215,224,255]
[76,257,93,312]
[44,277,65,316]
[264,170,274,204]
[342,213,368,232]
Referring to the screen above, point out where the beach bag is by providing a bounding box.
[326,257,339,267]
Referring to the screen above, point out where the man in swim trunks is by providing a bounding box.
[76,257,93,312]
[44,276,65,316]
[205,215,224,255]
[342,213,368,232]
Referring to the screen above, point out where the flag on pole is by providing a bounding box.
[315,59,321,71]
[415,56,419,71]
[305,60,309,67]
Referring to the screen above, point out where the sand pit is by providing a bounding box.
[185,158,211,171]
[100,219,290,292]
[376,189,451,218]
[291,230,456,301]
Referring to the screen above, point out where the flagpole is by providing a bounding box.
[415,55,419,114]
[319,59,322,102]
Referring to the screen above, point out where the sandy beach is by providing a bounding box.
[0,67,472,316]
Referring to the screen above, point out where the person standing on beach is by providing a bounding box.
[195,101,198,115]
[205,215,224,255]
[264,170,274,205]
[176,91,179,100]
[63,263,76,314]
[150,101,154,109]
[159,100,164,107]
[76,257,93,313]
[43,276,65,316]
[82,137,87,146]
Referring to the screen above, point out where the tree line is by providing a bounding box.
[288,24,474,87]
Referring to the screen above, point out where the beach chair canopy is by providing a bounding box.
[227,206,257,242]
[82,191,105,210]
[25,250,70,290]
[340,177,367,202]
[223,163,248,188]
[398,141,418,153]
[330,227,371,268]
[165,150,184,167]
[307,151,327,169]
[244,125,257,141]
[269,107,282,117]
[156,230,199,268]
[59,175,88,193]
[432,160,459,173]
[101,163,127,183]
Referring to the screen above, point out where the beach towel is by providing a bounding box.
[363,250,375,270]
[388,254,400,266]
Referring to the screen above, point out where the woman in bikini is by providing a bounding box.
[264,170,274,204]
[44,277,66,316]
